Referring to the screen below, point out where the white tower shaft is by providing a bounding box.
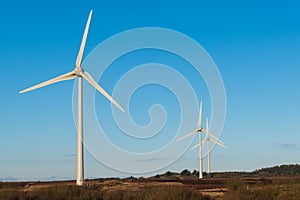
[207,140,211,174]
[199,131,203,179]
[206,118,211,174]
[76,76,84,186]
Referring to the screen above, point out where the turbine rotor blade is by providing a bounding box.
[81,71,125,112]
[191,137,225,150]
[191,143,200,150]
[205,117,210,139]
[198,101,202,129]
[76,10,93,68]
[19,71,76,93]
[176,130,197,142]
[207,131,225,145]
[206,117,209,132]
[210,138,226,148]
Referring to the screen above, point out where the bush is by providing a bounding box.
[164,171,173,177]
[180,169,191,176]
[192,170,199,177]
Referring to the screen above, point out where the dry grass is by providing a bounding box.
[0,180,210,200]
[1,177,300,200]
[223,177,300,200]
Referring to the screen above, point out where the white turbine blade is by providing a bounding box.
[19,71,76,93]
[176,130,197,142]
[191,143,200,150]
[210,138,226,148]
[191,139,207,150]
[206,131,226,147]
[81,71,125,112]
[207,131,225,145]
[210,135,225,146]
[198,101,202,129]
[216,141,226,148]
[75,10,93,68]
[205,117,209,139]
[206,117,209,132]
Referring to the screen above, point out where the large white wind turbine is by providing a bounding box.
[177,101,225,178]
[19,10,125,186]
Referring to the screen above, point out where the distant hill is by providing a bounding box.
[152,164,300,179]
[254,164,300,176]
[1,164,299,183]
[0,177,18,182]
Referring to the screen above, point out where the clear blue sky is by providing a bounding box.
[1,0,300,180]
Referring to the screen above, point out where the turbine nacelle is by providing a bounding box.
[74,67,84,76]
[196,128,203,132]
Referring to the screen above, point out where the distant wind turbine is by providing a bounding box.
[19,10,125,186]
[177,101,225,178]
[177,101,205,178]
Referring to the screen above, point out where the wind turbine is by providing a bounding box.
[19,10,125,186]
[177,101,225,178]
[177,101,204,178]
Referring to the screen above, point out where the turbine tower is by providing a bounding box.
[203,117,226,175]
[19,10,125,186]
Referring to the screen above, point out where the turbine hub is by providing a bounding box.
[74,67,84,76]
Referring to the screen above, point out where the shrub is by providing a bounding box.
[180,169,191,176]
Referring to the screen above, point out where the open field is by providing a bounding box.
[1,176,300,200]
